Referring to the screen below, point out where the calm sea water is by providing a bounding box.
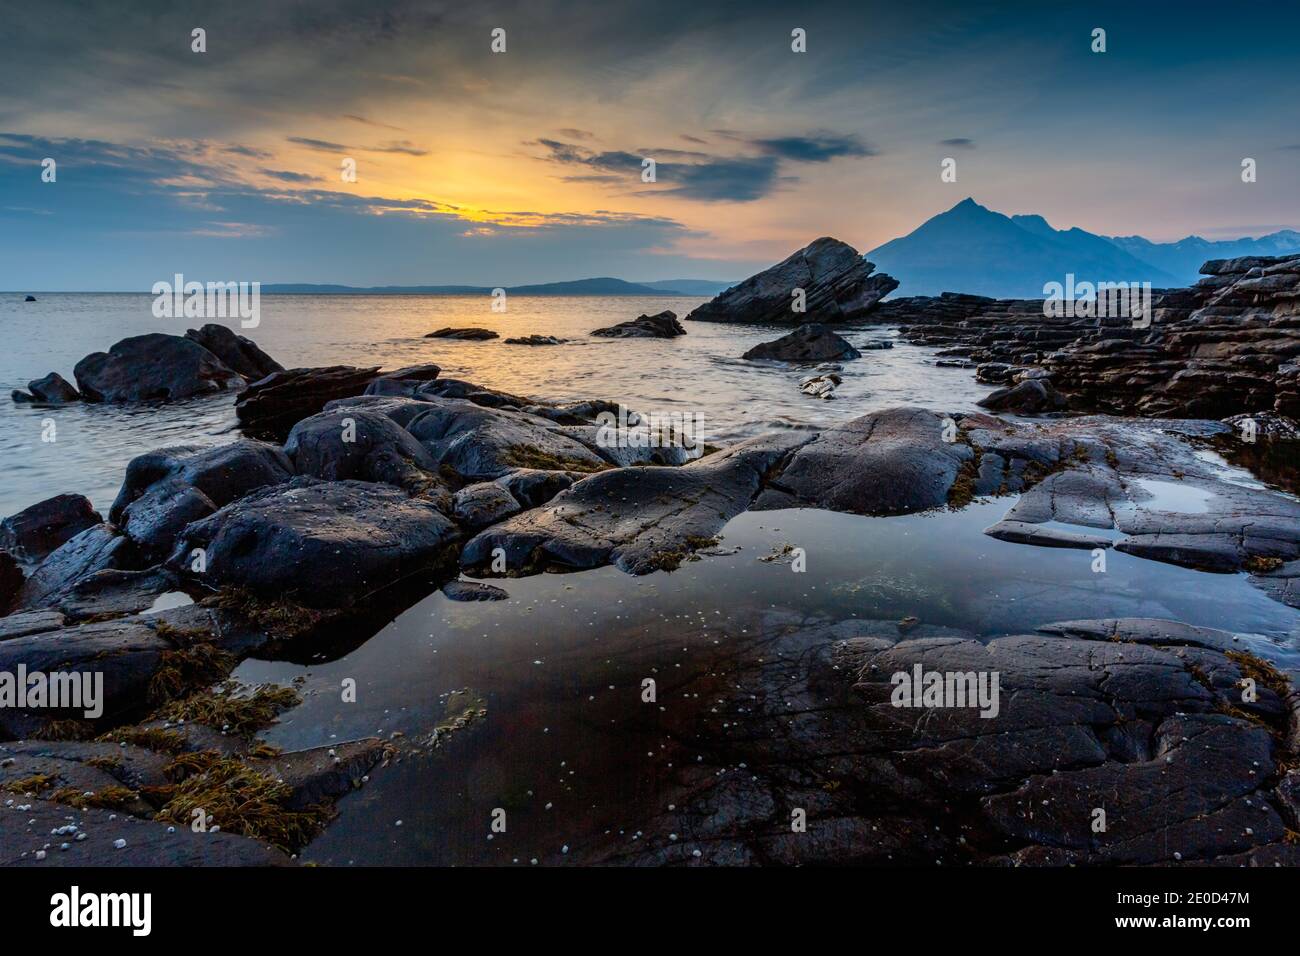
[0,293,992,517]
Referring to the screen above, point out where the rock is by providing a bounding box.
[362,365,441,399]
[263,738,388,812]
[184,323,282,381]
[51,567,183,621]
[742,323,862,363]
[461,433,805,575]
[0,552,22,613]
[687,238,898,324]
[590,311,686,338]
[753,407,971,515]
[73,333,246,403]
[441,580,509,601]
[11,372,80,404]
[1222,411,1300,440]
[168,478,460,609]
[983,520,1114,550]
[494,469,577,508]
[799,372,841,399]
[405,400,609,481]
[110,442,293,560]
[503,335,564,345]
[327,394,438,427]
[285,409,442,494]
[977,378,1068,414]
[0,617,171,735]
[859,338,893,350]
[424,327,499,340]
[235,366,381,441]
[0,494,102,566]
[0,609,66,642]
[452,482,521,531]
[24,295,36,302]
[15,524,138,612]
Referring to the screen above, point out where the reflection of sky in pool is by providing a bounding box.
[234,499,1300,865]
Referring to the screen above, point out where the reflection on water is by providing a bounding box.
[233,502,1300,865]
[0,293,994,515]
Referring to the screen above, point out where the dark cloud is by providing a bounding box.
[748,133,875,162]
[287,136,349,153]
[259,168,317,183]
[939,138,976,149]
[343,114,406,132]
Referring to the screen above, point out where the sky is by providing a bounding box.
[1,0,1298,290]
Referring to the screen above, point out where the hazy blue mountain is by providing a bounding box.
[262,277,681,295]
[866,198,1182,297]
[1105,231,1300,282]
[641,278,735,295]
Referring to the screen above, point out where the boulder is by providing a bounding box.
[184,323,282,380]
[168,478,460,609]
[15,524,138,612]
[285,409,441,493]
[73,333,245,403]
[110,441,293,560]
[800,372,841,399]
[235,366,381,441]
[742,324,862,363]
[452,482,522,531]
[0,494,102,565]
[686,238,897,324]
[363,364,441,399]
[590,310,685,338]
[11,372,80,404]
[977,378,1069,414]
[503,335,564,345]
[441,580,509,601]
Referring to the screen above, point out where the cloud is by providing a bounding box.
[258,168,317,183]
[557,128,594,140]
[747,133,875,162]
[287,136,349,153]
[939,138,977,149]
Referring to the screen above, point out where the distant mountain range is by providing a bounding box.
[867,198,1300,297]
[262,277,734,296]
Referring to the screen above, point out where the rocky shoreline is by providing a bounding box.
[3,240,1299,866]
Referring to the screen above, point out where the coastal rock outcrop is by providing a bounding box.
[687,238,898,324]
[11,372,80,404]
[285,409,442,494]
[73,333,248,403]
[425,327,498,340]
[184,323,283,381]
[742,323,862,363]
[590,310,685,338]
[235,365,381,441]
[0,494,102,566]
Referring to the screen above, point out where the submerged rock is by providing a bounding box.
[799,372,841,400]
[687,237,897,324]
[743,323,862,363]
[590,310,686,338]
[425,327,499,340]
[503,335,564,345]
[11,372,80,404]
[73,333,246,403]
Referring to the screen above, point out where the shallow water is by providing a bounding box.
[0,293,992,516]
[234,502,1300,866]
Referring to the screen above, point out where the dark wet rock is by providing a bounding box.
[860,338,893,350]
[285,409,442,494]
[503,335,564,346]
[23,295,35,302]
[51,567,182,622]
[494,468,577,508]
[168,478,460,609]
[362,364,442,398]
[452,482,521,530]
[1250,559,1300,609]
[184,323,282,381]
[742,323,862,363]
[1,739,172,795]
[15,524,138,612]
[977,378,1069,414]
[73,333,246,404]
[326,394,438,428]
[441,580,509,601]
[753,407,970,514]
[11,372,80,404]
[462,432,805,575]
[415,377,533,411]
[552,422,697,468]
[0,796,291,866]
[687,238,898,324]
[590,310,686,338]
[0,617,170,736]
[235,365,381,441]
[110,441,292,560]
[263,738,388,812]
[1222,410,1300,440]
[405,400,609,481]
[0,609,64,641]
[0,552,22,613]
[425,327,498,340]
[0,494,101,566]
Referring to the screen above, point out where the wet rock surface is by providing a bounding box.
[590,310,686,338]
[742,323,862,363]
[425,327,499,340]
[0,494,102,566]
[235,365,382,441]
[11,371,81,404]
[687,237,898,324]
[73,333,250,404]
